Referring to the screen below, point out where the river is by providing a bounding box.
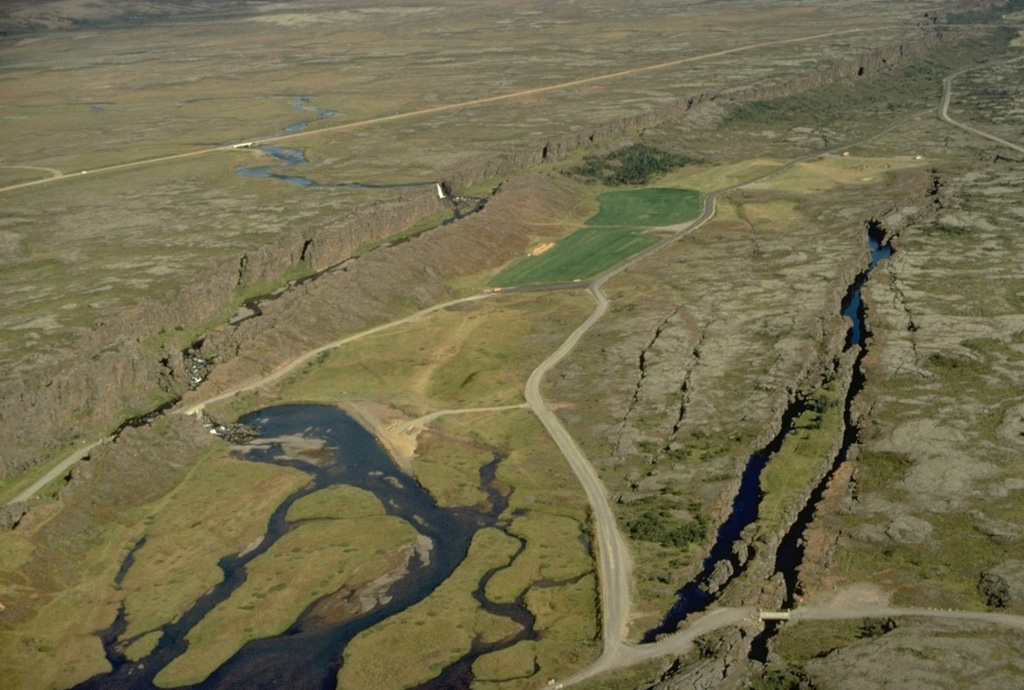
[75,404,534,690]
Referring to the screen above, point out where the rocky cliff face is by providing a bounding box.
[188,171,587,400]
[0,184,443,477]
[0,29,960,479]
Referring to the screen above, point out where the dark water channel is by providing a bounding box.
[283,95,340,134]
[642,404,805,642]
[76,404,533,690]
[770,224,892,606]
[645,225,893,643]
[748,226,892,661]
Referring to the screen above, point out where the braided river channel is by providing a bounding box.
[76,405,535,689]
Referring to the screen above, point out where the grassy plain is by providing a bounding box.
[658,159,784,193]
[260,292,594,418]
[436,411,600,679]
[0,424,310,690]
[286,484,385,521]
[336,527,523,690]
[0,529,116,689]
[0,167,52,186]
[412,428,505,509]
[119,453,310,642]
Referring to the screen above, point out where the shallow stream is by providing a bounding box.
[235,144,432,191]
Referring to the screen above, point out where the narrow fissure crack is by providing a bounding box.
[613,306,682,457]
[668,320,712,442]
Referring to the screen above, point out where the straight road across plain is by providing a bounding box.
[0,29,870,195]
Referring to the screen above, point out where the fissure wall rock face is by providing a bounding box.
[0,30,956,479]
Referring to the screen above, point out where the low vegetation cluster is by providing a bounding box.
[567,144,694,186]
[625,497,709,549]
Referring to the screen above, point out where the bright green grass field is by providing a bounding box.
[584,188,701,228]
[490,188,700,287]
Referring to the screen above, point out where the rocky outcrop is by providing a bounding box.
[0,502,26,532]
[0,186,441,478]
[802,618,1024,690]
[647,627,756,690]
[978,560,1024,607]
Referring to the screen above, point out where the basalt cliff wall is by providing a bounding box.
[0,27,962,479]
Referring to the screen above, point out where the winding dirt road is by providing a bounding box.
[551,604,1024,688]
[8,439,104,505]
[940,55,1024,155]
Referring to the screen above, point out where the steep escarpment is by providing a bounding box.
[0,26,970,480]
[442,28,949,189]
[0,186,443,478]
[188,171,587,403]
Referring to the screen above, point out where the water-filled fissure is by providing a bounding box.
[643,401,805,641]
[645,224,892,642]
[749,225,891,661]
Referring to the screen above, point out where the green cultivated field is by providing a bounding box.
[584,188,701,228]
[490,188,700,287]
